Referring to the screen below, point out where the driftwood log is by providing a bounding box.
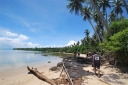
[27,66,56,85]
[27,57,94,85]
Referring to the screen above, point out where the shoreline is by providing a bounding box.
[0,59,62,80]
[1,55,128,85]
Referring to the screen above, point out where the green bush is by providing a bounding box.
[109,19,128,35]
[100,28,128,66]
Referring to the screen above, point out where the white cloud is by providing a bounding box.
[0,29,41,49]
[6,31,18,36]
[43,44,63,48]
[24,42,40,47]
[18,34,29,40]
[0,29,18,37]
[43,40,77,48]
[65,40,77,46]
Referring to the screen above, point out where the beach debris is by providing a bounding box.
[27,66,56,85]
[27,56,94,85]
[48,61,51,63]
[83,79,88,83]
[43,54,48,56]
[57,62,63,67]
[63,57,94,79]
[57,57,94,85]
[49,66,58,71]
[49,62,63,72]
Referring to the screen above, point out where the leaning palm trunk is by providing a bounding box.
[120,12,123,19]
[122,0,128,14]
[86,16,101,43]
[90,0,111,36]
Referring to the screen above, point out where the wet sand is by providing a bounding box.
[0,54,128,85]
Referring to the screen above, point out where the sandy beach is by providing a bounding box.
[0,54,128,85]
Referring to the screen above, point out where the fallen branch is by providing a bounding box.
[27,66,56,85]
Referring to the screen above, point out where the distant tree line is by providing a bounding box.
[13,35,99,54]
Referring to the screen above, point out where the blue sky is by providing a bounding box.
[0,0,128,49]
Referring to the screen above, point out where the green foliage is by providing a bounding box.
[100,28,128,51]
[110,28,128,51]
[100,19,128,66]
[100,27,128,66]
[109,19,128,35]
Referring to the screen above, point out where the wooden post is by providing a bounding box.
[63,62,74,85]
[58,60,74,85]
[59,65,64,78]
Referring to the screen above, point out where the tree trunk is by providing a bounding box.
[27,66,56,85]
[120,12,123,19]
[86,16,101,43]
[90,0,111,36]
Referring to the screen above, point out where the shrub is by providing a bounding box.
[109,19,128,35]
[100,28,128,66]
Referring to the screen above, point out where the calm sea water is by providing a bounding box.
[0,50,62,72]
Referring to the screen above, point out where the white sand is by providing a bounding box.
[0,64,61,85]
[0,54,128,85]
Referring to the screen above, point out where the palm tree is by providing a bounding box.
[92,11,101,23]
[98,0,111,20]
[82,7,101,43]
[98,0,111,14]
[84,30,90,50]
[76,41,80,46]
[108,12,117,23]
[92,11,104,41]
[67,0,85,15]
[90,0,111,36]
[81,39,84,46]
[95,24,104,42]
[92,11,104,29]
[112,0,124,18]
[122,0,128,14]
[84,29,90,42]
[84,0,97,11]
[90,38,95,47]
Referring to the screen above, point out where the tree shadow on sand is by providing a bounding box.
[101,73,128,85]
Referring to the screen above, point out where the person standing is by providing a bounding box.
[92,52,101,78]
[74,50,77,59]
[78,52,80,57]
